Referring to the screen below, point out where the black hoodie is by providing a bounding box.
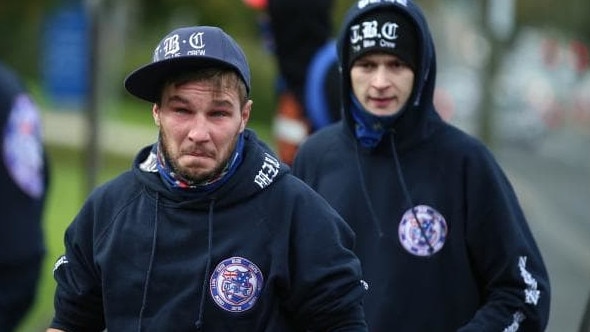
[0,62,48,263]
[293,1,550,331]
[50,129,367,331]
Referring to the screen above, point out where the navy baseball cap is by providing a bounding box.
[124,26,251,102]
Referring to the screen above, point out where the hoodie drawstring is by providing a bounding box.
[354,132,435,255]
[194,199,215,330]
[138,193,160,332]
[354,141,384,237]
[388,132,435,255]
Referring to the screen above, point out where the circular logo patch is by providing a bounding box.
[3,94,44,198]
[210,256,264,312]
[398,205,447,257]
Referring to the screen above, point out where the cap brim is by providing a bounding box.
[124,56,240,103]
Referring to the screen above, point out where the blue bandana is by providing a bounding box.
[155,133,245,192]
[350,95,400,148]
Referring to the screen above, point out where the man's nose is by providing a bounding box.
[187,115,211,142]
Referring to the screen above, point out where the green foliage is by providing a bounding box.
[3,0,589,131]
[518,0,590,37]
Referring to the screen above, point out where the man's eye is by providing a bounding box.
[210,110,229,117]
[172,108,189,114]
[356,62,374,69]
[391,60,409,69]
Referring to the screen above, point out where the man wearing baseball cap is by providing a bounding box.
[47,25,367,331]
[293,0,550,331]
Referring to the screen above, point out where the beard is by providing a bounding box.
[159,129,236,185]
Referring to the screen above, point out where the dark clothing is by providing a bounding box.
[0,257,43,332]
[266,0,341,166]
[293,1,550,331]
[0,62,48,332]
[267,0,334,106]
[50,129,367,331]
[0,63,48,262]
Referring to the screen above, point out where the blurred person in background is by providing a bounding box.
[293,0,551,330]
[245,0,341,165]
[47,25,367,331]
[0,61,50,331]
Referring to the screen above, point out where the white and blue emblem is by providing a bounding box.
[3,94,44,198]
[398,205,447,257]
[210,256,264,312]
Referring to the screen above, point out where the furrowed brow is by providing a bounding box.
[166,95,190,105]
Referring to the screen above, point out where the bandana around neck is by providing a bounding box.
[350,95,400,148]
[154,133,245,192]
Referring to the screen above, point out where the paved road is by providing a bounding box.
[497,140,590,332]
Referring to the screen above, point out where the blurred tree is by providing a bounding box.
[1,0,588,133]
[0,1,60,81]
[519,0,590,40]
[123,0,260,38]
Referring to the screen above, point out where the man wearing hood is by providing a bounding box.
[293,1,551,331]
[47,25,367,331]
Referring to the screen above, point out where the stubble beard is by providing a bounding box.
[159,129,235,185]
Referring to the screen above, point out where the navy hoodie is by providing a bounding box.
[0,62,48,263]
[293,1,550,331]
[50,129,367,331]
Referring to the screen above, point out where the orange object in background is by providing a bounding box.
[273,92,310,165]
[242,0,268,10]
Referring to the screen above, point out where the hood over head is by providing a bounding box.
[336,0,440,150]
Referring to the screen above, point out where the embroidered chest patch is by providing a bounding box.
[3,94,44,198]
[210,256,264,312]
[398,205,447,256]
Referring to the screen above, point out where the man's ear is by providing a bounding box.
[240,100,253,132]
[152,104,160,127]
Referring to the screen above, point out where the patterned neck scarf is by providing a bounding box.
[149,133,245,192]
[350,95,401,148]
